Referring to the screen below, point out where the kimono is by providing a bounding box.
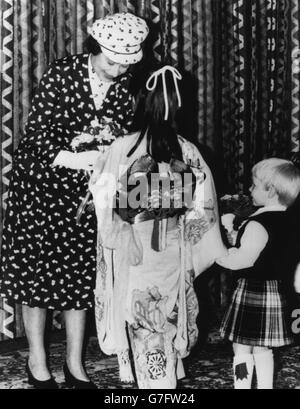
[0,54,133,310]
[90,132,226,388]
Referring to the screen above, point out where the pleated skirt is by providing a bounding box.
[220,278,293,347]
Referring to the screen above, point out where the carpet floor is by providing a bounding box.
[0,331,300,389]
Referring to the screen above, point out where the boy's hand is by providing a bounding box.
[221,213,237,246]
[221,213,235,231]
[226,230,238,246]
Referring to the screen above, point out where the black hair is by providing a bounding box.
[128,68,183,163]
[84,35,102,55]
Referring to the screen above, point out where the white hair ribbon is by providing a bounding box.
[146,65,182,120]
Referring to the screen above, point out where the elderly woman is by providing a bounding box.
[0,13,148,389]
[90,65,226,388]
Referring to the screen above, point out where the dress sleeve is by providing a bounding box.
[180,137,227,276]
[17,61,64,165]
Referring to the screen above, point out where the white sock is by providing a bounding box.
[233,354,254,389]
[253,350,274,389]
[176,358,185,380]
[117,350,135,383]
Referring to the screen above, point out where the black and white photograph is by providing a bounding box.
[0,0,300,393]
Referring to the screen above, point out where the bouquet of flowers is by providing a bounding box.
[72,116,125,225]
[71,116,123,153]
[220,194,255,218]
[115,155,200,224]
[219,194,256,246]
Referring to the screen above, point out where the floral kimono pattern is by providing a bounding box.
[90,133,226,388]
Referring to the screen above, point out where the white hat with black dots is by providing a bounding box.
[90,13,149,65]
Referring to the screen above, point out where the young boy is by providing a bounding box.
[217,158,300,389]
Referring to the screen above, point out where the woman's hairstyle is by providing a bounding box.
[128,66,183,162]
[252,158,300,206]
[84,35,102,55]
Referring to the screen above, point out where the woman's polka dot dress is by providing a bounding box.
[0,54,134,311]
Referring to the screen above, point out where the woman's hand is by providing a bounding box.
[75,151,101,170]
[53,150,101,170]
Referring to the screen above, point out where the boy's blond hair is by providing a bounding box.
[252,158,300,207]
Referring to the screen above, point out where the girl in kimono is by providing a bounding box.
[0,13,148,389]
[90,65,226,388]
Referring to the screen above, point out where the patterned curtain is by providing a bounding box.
[1,0,300,340]
[218,0,300,192]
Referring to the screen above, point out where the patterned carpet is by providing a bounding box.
[0,330,300,389]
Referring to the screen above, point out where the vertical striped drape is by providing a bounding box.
[218,0,298,192]
[1,0,300,340]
